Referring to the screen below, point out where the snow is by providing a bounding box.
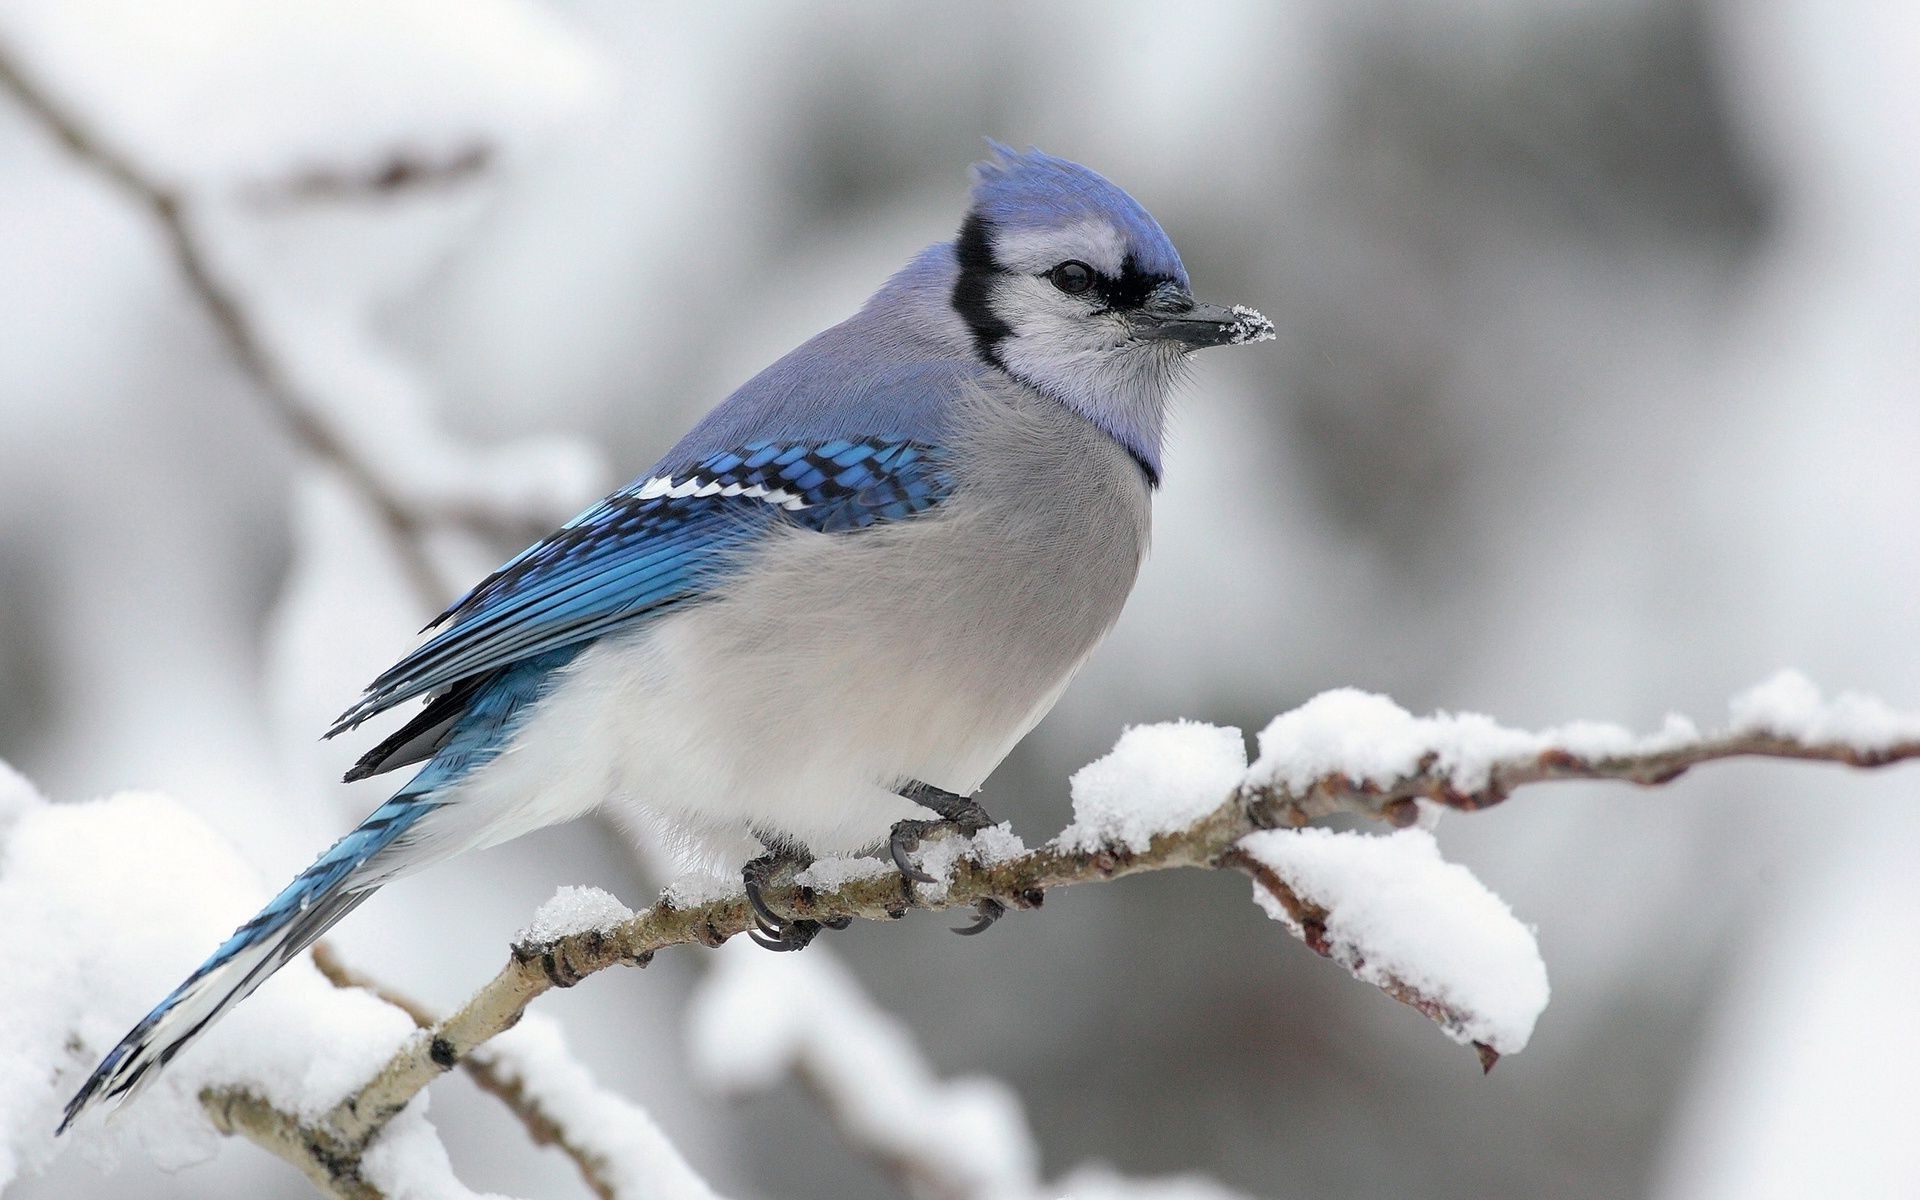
[903,836,966,902]
[0,0,612,194]
[791,855,893,892]
[0,770,419,1188]
[1727,669,1920,750]
[477,1013,721,1200]
[799,824,1024,903]
[891,822,1028,902]
[661,870,741,910]
[688,942,1256,1200]
[1060,722,1247,853]
[1237,827,1549,1055]
[358,1105,513,1200]
[969,821,1029,864]
[689,942,1037,1198]
[515,885,633,947]
[1248,688,1701,793]
[1226,304,1277,345]
[0,759,39,837]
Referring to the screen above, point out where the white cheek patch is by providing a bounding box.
[992,218,1128,277]
[634,475,808,510]
[993,276,1132,355]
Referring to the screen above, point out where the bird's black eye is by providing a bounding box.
[1048,261,1095,295]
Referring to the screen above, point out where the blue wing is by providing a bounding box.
[328,438,951,738]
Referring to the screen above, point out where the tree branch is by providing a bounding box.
[0,37,544,609]
[307,945,634,1200]
[207,717,1909,1180]
[202,1084,383,1200]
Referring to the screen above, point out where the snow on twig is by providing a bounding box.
[309,944,715,1200]
[1228,829,1548,1068]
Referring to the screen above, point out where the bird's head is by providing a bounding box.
[945,143,1271,481]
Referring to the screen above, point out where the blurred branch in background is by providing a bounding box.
[193,673,1920,1198]
[307,945,658,1200]
[0,37,570,609]
[689,941,1252,1200]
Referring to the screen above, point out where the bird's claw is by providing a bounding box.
[889,819,942,884]
[889,784,998,889]
[951,898,1007,936]
[748,918,822,951]
[742,851,827,952]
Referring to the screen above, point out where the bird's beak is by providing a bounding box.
[1131,289,1275,349]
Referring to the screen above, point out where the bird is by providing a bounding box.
[60,143,1273,1131]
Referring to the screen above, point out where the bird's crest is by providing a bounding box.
[967,142,1187,285]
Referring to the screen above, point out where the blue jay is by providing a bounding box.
[62,144,1272,1129]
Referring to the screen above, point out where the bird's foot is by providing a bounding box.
[742,851,830,951]
[899,780,996,831]
[887,818,950,885]
[952,898,1007,936]
[889,783,1008,936]
[889,782,997,884]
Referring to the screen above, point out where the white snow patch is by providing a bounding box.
[905,837,971,902]
[792,855,893,892]
[1248,689,1698,794]
[879,823,1030,903]
[1237,827,1549,1055]
[970,821,1029,865]
[1728,669,1920,750]
[515,885,632,946]
[0,773,416,1187]
[478,1013,721,1199]
[358,1104,511,1200]
[662,870,740,910]
[1061,722,1247,853]
[1227,304,1277,344]
[689,942,1036,1196]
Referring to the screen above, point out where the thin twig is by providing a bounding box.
[202,1085,383,1200]
[0,38,529,608]
[309,945,628,1200]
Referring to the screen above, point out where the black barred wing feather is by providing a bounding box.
[328,439,951,736]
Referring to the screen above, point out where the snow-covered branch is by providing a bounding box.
[306,945,708,1200]
[10,673,1917,1195]
[192,671,1911,1188]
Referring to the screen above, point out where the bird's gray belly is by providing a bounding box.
[560,383,1152,859]
[671,472,1146,793]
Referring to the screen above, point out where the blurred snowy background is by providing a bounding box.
[3,0,1917,1196]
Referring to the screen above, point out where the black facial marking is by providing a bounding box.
[951,213,1011,366]
[1124,444,1160,488]
[1093,253,1173,311]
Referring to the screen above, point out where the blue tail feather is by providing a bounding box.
[57,796,432,1131]
[59,648,578,1133]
